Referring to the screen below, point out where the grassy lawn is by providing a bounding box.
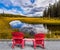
[2,17,60,24]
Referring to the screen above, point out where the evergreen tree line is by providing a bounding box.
[43,0,60,18]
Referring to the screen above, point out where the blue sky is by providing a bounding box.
[0,0,59,17]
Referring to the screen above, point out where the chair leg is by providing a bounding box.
[34,44,36,49]
[22,41,24,48]
[33,41,36,49]
[42,41,45,49]
[12,43,15,48]
[12,40,15,49]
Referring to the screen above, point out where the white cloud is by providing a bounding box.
[0,0,59,16]
[0,9,3,13]
[3,9,22,15]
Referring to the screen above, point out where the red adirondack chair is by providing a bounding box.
[12,32,24,48]
[34,33,45,49]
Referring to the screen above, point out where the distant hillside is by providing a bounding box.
[0,13,27,17]
[0,13,43,17]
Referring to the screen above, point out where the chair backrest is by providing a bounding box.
[34,33,45,39]
[12,32,24,39]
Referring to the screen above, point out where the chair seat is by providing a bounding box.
[35,40,43,44]
[35,38,44,40]
[14,39,23,44]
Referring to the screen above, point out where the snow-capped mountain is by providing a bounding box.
[0,0,59,17]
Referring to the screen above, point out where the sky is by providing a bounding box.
[0,0,59,17]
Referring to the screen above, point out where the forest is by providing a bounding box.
[43,0,60,18]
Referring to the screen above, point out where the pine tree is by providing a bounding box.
[43,0,60,18]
